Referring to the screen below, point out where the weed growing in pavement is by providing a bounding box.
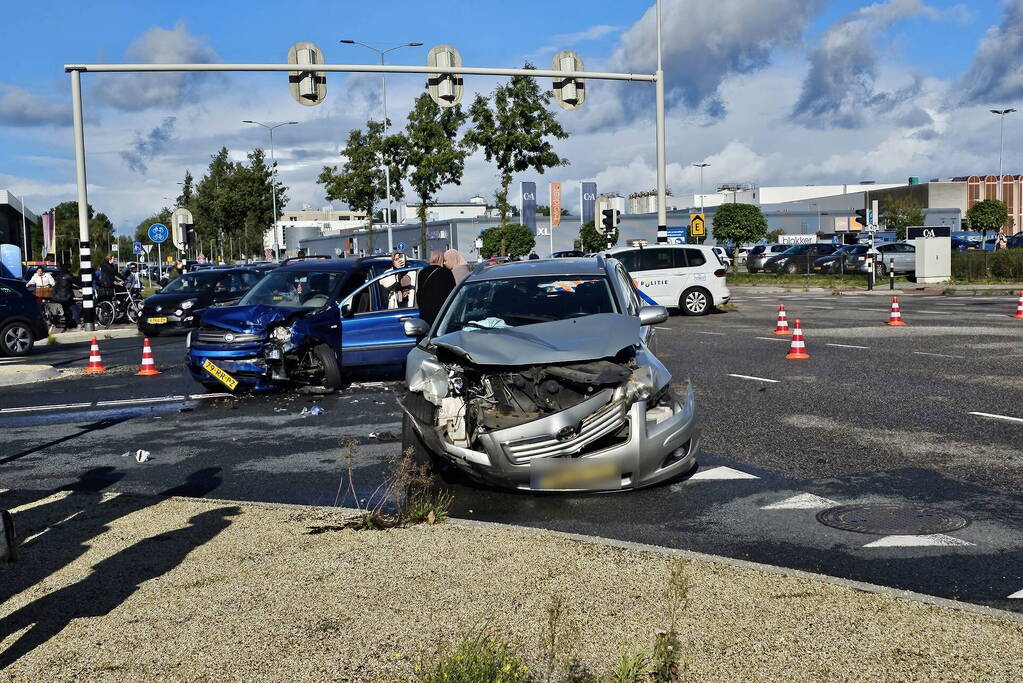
[46,333,57,345]
[418,633,530,682]
[610,650,648,682]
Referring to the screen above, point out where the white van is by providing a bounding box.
[608,244,731,315]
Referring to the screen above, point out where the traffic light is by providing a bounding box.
[288,41,326,106]
[552,51,585,110]
[601,208,621,233]
[854,209,867,227]
[427,45,463,107]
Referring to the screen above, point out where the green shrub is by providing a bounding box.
[951,249,1023,282]
[419,635,531,682]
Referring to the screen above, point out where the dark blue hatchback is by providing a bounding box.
[186,257,424,391]
[0,278,48,356]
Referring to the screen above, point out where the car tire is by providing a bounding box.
[747,267,758,274]
[784,262,799,275]
[0,321,34,357]
[402,413,435,469]
[313,343,343,390]
[679,287,711,316]
[875,262,888,277]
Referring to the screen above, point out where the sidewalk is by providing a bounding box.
[40,325,139,345]
[0,492,1019,680]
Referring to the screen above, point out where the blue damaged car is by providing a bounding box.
[186,256,424,392]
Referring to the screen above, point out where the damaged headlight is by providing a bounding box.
[180,299,198,310]
[624,366,656,403]
[271,325,293,342]
[409,358,449,405]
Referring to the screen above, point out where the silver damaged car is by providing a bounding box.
[398,256,699,491]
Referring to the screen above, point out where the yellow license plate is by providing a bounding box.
[532,460,620,490]
[812,267,821,271]
[147,317,168,324]
[202,359,239,391]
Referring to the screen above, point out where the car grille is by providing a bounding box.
[501,398,630,463]
[195,328,264,344]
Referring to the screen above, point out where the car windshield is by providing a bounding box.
[780,245,811,255]
[238,270,344,308]
[435,275,617,335]
[161,271,221,293]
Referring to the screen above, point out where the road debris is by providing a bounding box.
[300,406,326,417]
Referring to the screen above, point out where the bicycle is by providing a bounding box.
[95,287,143,328]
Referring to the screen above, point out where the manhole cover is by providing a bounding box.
[816,503,970,536]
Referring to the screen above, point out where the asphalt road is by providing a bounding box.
[2,291,1022,612]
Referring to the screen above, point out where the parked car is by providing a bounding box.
[951,237,976,251]
[0,278,48,356]
[873,241,917,275]
[1007,233,1023,249]
[138,267,264,337]
[186,257,424,392]
[711,246,732,266]
[552,250,586,258]
[746,244,791,273]
[763,243,840,274]
[609,244,730,315]
[812,244,873,274]
[398,256,697,491]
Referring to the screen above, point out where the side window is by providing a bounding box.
[338,268,368,301]
[242,272,262,289]
[683,249,707,267]
[900,244,915,253]
[616,250,641,272]
[226,274,246,293]
[639,248,674,271]
[614,266,640,316]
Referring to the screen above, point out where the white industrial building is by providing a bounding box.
[264,207,368,257]
[689,182,904,210]
[399,195,488,223]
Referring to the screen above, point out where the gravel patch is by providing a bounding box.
[1,493,1020,681]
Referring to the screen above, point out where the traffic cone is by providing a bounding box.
[85,336,106,373]
[785,319,810,360]
[1013,290,1023,319]
[773,302,792,335]
[135,338,161,376]
[886,296,907,326]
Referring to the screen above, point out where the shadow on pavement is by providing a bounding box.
[0,417,130,466]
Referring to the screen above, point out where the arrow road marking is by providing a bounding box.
[688,465,759,481]
[862,534,974,548]
[761,493,839,510]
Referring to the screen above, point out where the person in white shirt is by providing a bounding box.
[27,267,55,291]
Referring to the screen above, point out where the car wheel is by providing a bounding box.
[0,321,34,357]
[747,266,758,274]
[875,262,888,277]
[402,413,435,469]
[680,287,710,316]
[313,343,343,390]
[784,262,799,275]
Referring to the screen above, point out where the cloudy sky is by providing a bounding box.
[1,0,1021,235]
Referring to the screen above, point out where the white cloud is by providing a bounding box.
[957,0,1023,103]
[0,86,71,127]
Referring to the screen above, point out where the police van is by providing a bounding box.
[608,244,731,316]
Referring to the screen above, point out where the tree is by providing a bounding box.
[393,93,468,253]
[480,223,535,258]
[711,203,768,272]
[318,120,403,253]
[134,208,173,244]
[176,169,195,207]
[45,201,116,268]
[881,197,924,240]
[536,205,570,216]
[766,228,784,243]
[577,219,617,252]
[464,64,569,227]
[966,199,1009,236]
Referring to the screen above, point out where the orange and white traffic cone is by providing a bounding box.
[1013,290,1023,319]
[135,338,161,376]
[886,296,907,326]
[785,319,810,360]
[85,336,106,373]
[773,302,792,335]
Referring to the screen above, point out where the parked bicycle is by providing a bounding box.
[95,287,144,328]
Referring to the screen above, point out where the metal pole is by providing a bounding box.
[70,69,94,331]
[269,126,279,258]
[998,114,1005,201]
[380,52,394,252]
[655,0,667,245]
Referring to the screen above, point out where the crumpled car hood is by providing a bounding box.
[431,313,640,366]
[199,304,306,333]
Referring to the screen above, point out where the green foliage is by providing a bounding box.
[711,203,768,272]
[393,93,469,253]
[951,249,1023,282]
[610,651,648,682]
[578,219,617,253]
[44,201,115,266]
[318,120,404,253]
[176,169,195,207]
[966,199,1009,235]
[419,634,530,683]
[651,630,682,682]
[881,197,924,240]
[134,208,173,244]
[464,64,569,227]
[481,224,535,258]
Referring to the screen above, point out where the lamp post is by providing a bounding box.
[990,108,1016,202]
[340,39,423,252]
[809,202,820,234]
[243,120,298,259]
[692,163,710,245]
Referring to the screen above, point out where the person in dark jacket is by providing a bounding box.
[416,250,456,324]
[51,263,81,330]
[97,254,120,300]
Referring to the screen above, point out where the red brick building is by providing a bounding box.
[954,175,1021,234]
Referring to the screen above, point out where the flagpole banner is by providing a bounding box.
[42,212,56,258]
[521,181,537,232]
[550,182,562,228]
[581,182,596,225]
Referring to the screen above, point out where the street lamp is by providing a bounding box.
[339,39,423,251]
[243,120,298,259]
[692,163,710,243]
[990,108,1016,202]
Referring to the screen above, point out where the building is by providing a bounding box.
[690,182,904,210]
[627,190,677,214]
[264,208,369,257]
[0,190,39,258]
[398,195,488,223]
[952,175,1022,233]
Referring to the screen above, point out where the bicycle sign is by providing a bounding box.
[148,223,169,243]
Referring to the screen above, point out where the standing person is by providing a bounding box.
[416,250,456,324]
[99,254,120,290]
[996,233,1007,250]
[166,260,183,284]
[122,262,142,293]
[443,248,470,284]
[27,267,55,291]
[50,263,81,331]
[528,251,539,260]
[380,251,418,309]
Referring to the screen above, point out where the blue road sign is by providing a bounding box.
[396,242,407,251]
[148,223,169,244]
[666,226,687,244]
[132,241,143,254]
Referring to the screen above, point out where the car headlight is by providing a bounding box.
[272,325,293,341]
[180,299,197,310]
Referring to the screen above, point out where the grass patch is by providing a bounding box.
[46,333,58,345]
[418,634,529,682]
[727,272,871,288]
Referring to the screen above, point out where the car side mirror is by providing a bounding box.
[340,303,354,318]
[638,305,668,326]
[403,317,430,338]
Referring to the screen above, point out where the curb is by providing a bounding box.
[37,327,140,346]
[141,493,1023,627]
[0,364,59,387]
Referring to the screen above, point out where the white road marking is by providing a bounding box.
[727,373,779,383]
[689,465,760,481]
[912,351,963,359]
[0,358,24,364]
[826,343,870,349]
[655,327,671,330]
[968,411,1023,424]
[806,306,833,310]
[695,331,725,336]
[986,313,1015,318]
[934,303,966,306]
[754,336,787,342]
[0,393,235,415]
[1008,588,1023,599]
[761,493,838,510]
[862,534,974,548]
[914,310,955,315]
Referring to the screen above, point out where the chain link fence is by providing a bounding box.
[951,249,1023,281]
